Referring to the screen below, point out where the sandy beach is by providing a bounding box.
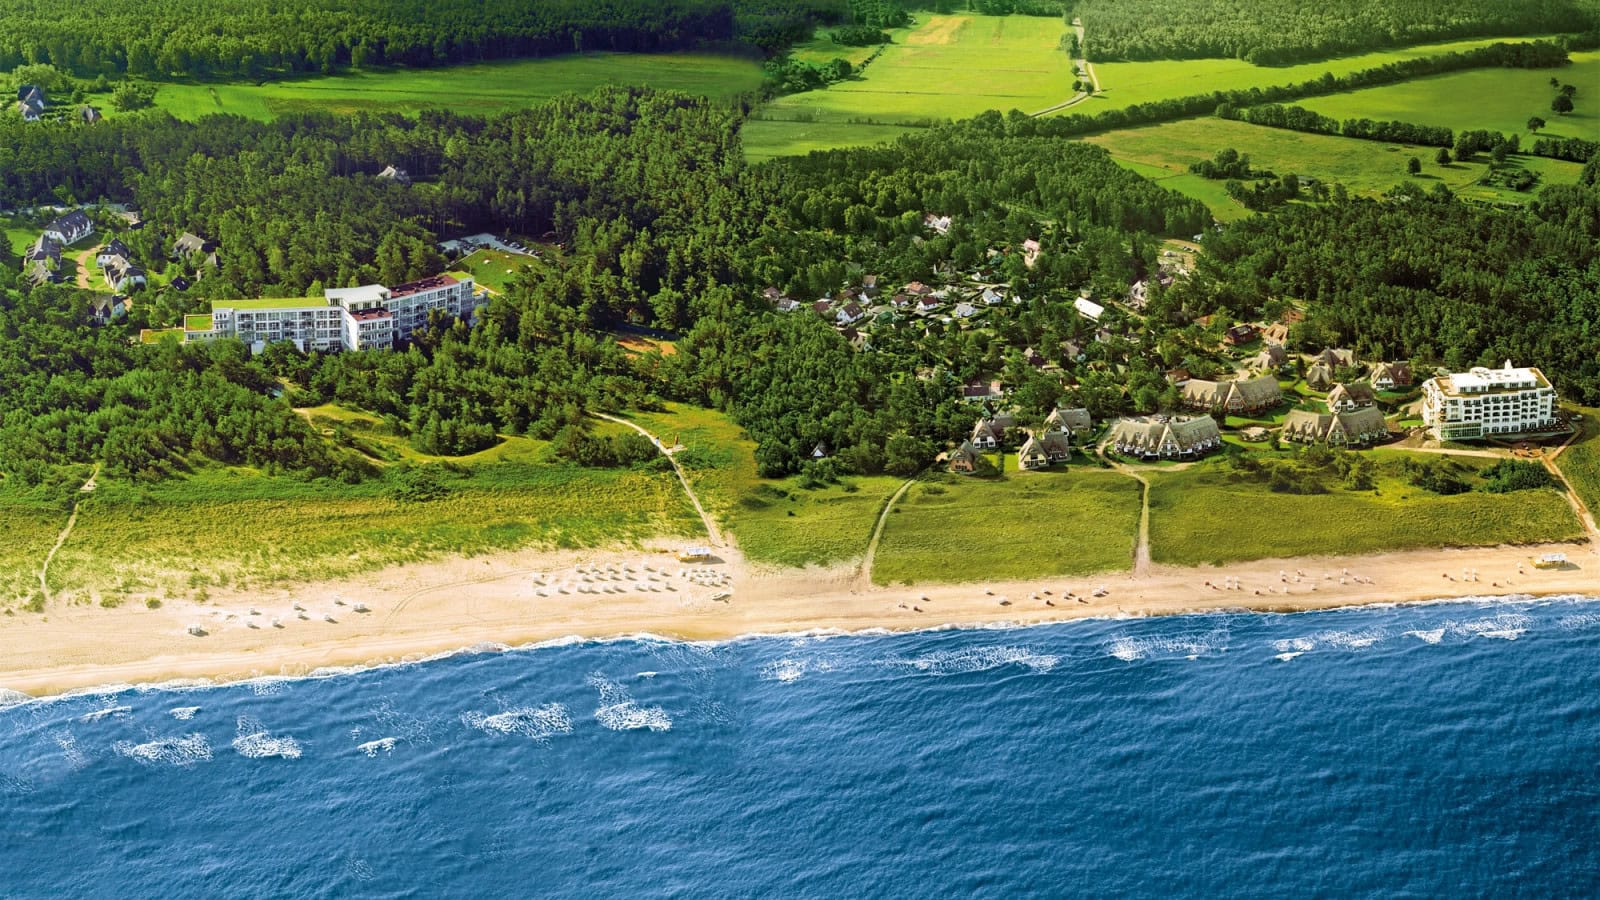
[1,539,1594,698]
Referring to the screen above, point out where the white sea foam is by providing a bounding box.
[1109,637,1144,661]
[169,706,200,721]
[232,716,302,759]
[357,737,398,757]
[461,704,574,741]
[79,704,132,722]
[896,646,1060,675]
[1316,628,1385,650]
[1274,652,1304,662]
[1272,637,1316,654]
[761,658,809,683]
[53,730,87,770]
[1557,612,1600,631]
[113,733,212,766]
[588,675,672,732]
[0,688,31,709]
[1109,631,1226,662]
[248,679,289,697]
[1450,612,1531,641]
[1406,628,1446,645]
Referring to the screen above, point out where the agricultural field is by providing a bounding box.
[744,13,1078,160]
[108,52,764,122]
[871,465,1143,585]
[1146,456,1583,567]
[1080,34,1571,114]
[41,460,701,606]
[625,403,903,568]
[1297,51,1600,141]
[788,23,916,68]
[1086,117,1584,216]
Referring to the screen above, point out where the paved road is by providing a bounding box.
[591,412,723,547]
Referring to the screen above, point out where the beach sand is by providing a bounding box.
[1,539,1594,697]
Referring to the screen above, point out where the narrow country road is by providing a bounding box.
[1030,18,1099,116]
[591,412,723,547]
[39,464,99,604]
[856,476,917,590]
[1544,431,1600,552]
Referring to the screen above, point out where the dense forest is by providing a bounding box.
[0,0,859,79]
[1070,0,1598,64]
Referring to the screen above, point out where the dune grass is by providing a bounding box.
[1147,455,1583,567]
[0,492,75,608]
[41,461,701,606]
[1297,51,1600,142]
[111,52,764,122]
[744,13,1075,160]
[1086,117,1583,213]
[872,464,1143,585]
[624,403,903,568]
[1555,407,1600,523]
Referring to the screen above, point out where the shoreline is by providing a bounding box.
[1,539,1594,699]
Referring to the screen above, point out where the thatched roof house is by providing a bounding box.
[947,440,980,474]
[1043,406,1092,436]
[1018,430,1073,470]
[1369,362,1414,389]
[1281,407,1389,446]
[1110,416,1222,460]
[1326,382,1376,411]
[1180,374,1283,414]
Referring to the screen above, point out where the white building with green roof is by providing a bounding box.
[189,274,476,352]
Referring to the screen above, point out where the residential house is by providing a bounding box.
[1021,238,1042,268]
[961,379,1002,403]
[811,442,828,459]
[96,239,132,267]
[79,105,102,124]
[377,165,412,184]
[1280,407,1390,447]
[26,258,59,285]
[859,274,879,298]
[17,85,45,121]
[87,295,126,325]
[970,418,1003,450]
[1306,362,1336,391]
[1179,374,1284,414]
[1326,382,1376,412]
[776,297,800,313]
[952,302,977,319]
[761,286,786,303]
[1073,297,1104,321]
[1165,368,1192,385]
[1262,323,1290,344]
[171,232,217,261]
[170,275,192,292]
[1224,323,1258,346]
[1023,346,1050,368]
[1252,343,1288,371]
[947,440,980,474]
[1369,362,1414,390]
[26,235,62,265]
[890,293,913,310]
[836,302,865,326]
[1311,347,1359,371]
[44,211,94,245]
[811,300,832,317]
[1018,430,1072,470]
[915,296,940,315]
[1110,416,1222,460]
[923,214,952,235]
[1043,407,1093,438]
[1127,279,1148,309]
[903,281,933,296]
[104,256,147,292]
[1061,341,1085,363]
[980,287,1007,306]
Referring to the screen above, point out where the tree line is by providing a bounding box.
[1070,0,1596,64]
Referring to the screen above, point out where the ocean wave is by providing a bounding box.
[893,646,1060,675]
[588,675,672,732]
[357,737,398,757]
[80,704,132,722]
[170,706,200,721]
[1557,612,1600,631]
[1405,628,1446,645]
[0,688,31,709]
[232,716,302,759]
[461,704,574,741]
[113,733,212,766]
[1449,612,1531,641]
[759,656,840,683]
[1108,630,1226,662]
[53,730,87,770]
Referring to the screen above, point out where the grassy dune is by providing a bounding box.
[625,403,903,568]
[1556,407,1600,522]
[0,495,73,607]
[43,462,701,606]
[122,53,764,122]
[872,464,1143,585]
[1147,457,1583,567]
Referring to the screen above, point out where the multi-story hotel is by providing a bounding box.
[185,275,477,352]
[1421,361,1558,441]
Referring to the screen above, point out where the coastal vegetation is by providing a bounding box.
[872,466,1143,585]
[1558,408,1600,517]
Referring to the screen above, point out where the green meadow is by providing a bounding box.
[114,52,764,122]
[1297,51,1600,141]
[744,13,1077,160]
[1146,457,1583,567]
[871,464,1143,586]
[1087,117,1584,215]
[1556,407,1600,520]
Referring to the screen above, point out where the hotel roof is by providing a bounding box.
[390,274,459,298]
[1438,363,1550,395]
[212,297,330,311]
[325,284,391,306]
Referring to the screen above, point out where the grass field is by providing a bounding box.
[1298,51,1600,142]
[1556,407,1600,522]
[744,13,1076,160]
[1147,456,1583,567]
[1087,117,1584,214]
[871,466,1143,585]
[625,403,903,568]
[0,490,76,607]
[449,248,551,296]
[109,53,764,122]
[39,461,700,606]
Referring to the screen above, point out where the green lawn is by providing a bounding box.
[744,13,1076,160]
[41,461,701,606]
[1081,34,1576,114]
[1298,51,1600,142]
[625,403,903,568]
[449,247,551,295]
[1555,406,1600,522]
[872,466,1143,585]
[108,53,765,122]
[1086,117,1583,212]
[1147,456,1583,566]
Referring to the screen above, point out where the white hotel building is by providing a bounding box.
[186,275,477,352]
[1421,361,1559,441]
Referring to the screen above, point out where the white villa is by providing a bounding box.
[186,274,478,352]
[1422,361,1559,441]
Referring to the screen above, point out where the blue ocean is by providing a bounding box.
[4,596,1600,897]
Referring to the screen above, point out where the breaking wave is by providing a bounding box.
[460,704,574,741]
[232,716,303,759]
[113,733,212,766]
[589,675,672,732]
